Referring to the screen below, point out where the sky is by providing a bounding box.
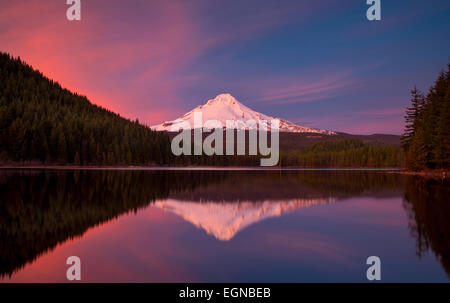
[0,0,449,135]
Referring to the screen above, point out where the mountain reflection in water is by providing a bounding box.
[0,169,448,281]
[154,198,335,241]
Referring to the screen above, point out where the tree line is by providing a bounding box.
[280,139,403,168]
[401,64,450,171]
[168,138,404,167]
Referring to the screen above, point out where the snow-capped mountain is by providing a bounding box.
[152,93,335,134]
[153,197,335,241]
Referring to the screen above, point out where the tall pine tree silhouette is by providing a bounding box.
[402,64,450,171]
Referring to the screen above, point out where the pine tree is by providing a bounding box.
[434,66,450,168]
[74,152,81,165]
[402,87,425,150]
[57,133,67,162]
[407,128,427,171]
[402,63,450,170]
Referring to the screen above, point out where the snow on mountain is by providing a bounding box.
[152,93,335,134]
[153,197,335,241]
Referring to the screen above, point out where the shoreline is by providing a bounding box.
[0,165,402,171]
[392,169,448,179]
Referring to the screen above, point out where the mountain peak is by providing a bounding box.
[153,94,335,134]
[207,93,238,105]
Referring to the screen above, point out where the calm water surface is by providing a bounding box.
[0,169,449,282]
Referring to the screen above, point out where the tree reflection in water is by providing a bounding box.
[403,176,450,278]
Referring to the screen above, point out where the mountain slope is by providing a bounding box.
[0,52,170,165]
[153,93,335,135]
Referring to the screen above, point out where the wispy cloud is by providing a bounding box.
[251,61,386,106]
[258,73,356,104]
[356,108,405,116]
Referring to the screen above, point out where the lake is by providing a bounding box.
[0,169,449,282]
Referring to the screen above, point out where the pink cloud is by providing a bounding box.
[344,118,404,135]
[0,1,317,125]
[0,2,205,123]
[0,1,339,125]
[356,108,405,116]
[293,109,405,135]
